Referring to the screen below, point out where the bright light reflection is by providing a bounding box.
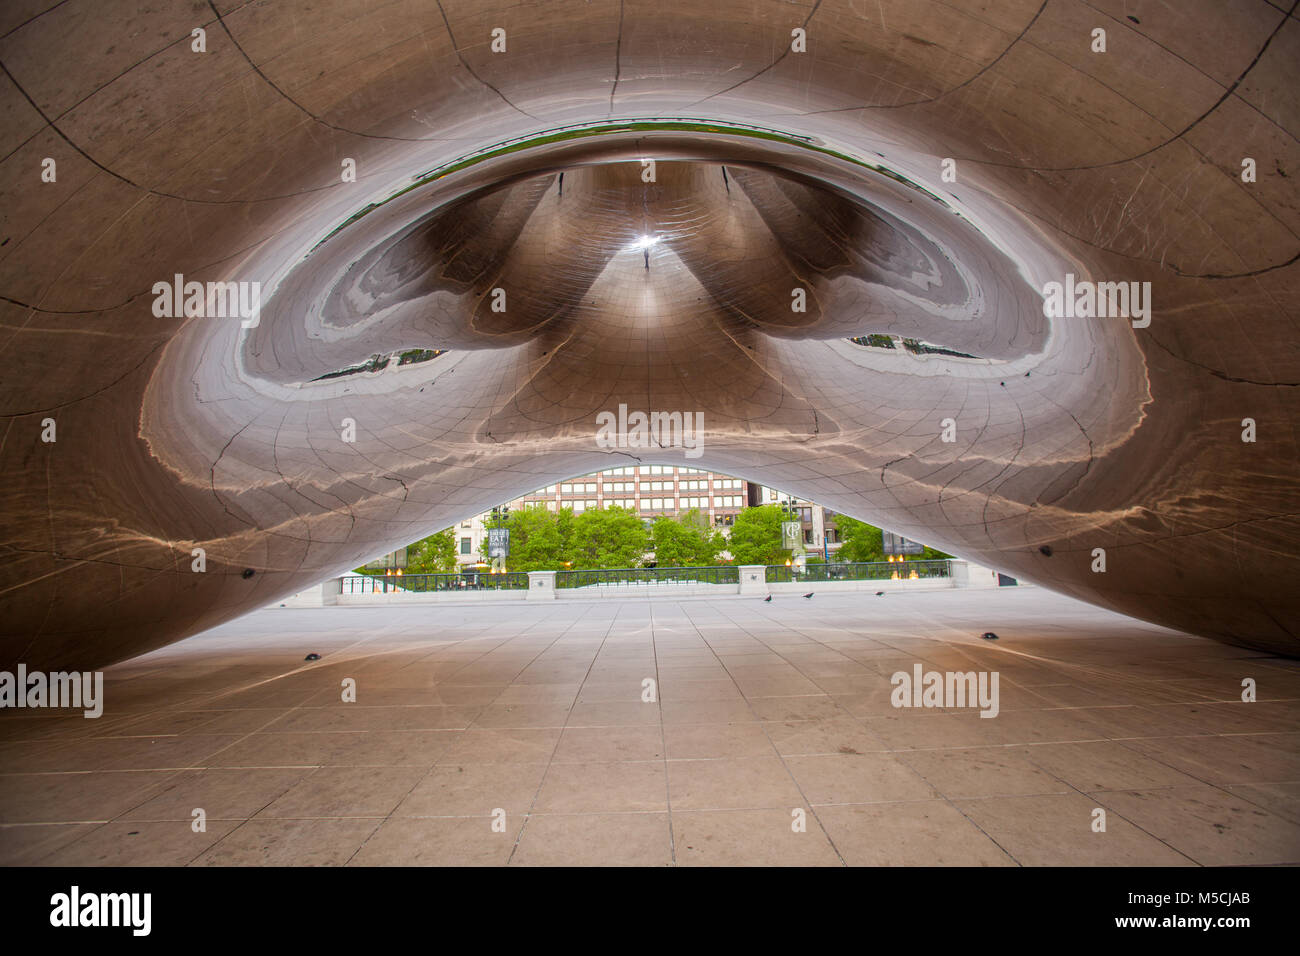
[628,234,661,252]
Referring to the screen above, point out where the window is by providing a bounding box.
[561,483,573,493]
[460,537,471,554]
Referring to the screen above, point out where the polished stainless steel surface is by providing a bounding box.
[1,0,1296,666]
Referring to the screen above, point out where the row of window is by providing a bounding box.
[526,498,746,512]
[644,496,744,510]
[600,466,713,477]
[545,478,745,496]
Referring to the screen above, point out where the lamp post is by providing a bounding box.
[779,497,805,574]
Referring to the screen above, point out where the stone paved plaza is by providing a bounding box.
[2,588,1298,866]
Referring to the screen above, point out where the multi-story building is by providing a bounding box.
[754,486,844,560]
[454,466,753,565]
[369,475,849,569]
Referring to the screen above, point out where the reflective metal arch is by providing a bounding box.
[0,0,1296,668]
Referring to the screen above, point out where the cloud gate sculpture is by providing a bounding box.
[1,0,1296,669]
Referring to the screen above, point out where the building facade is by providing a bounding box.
[446,470,854,567]
[753,486,844,560]
[454,466,752,565]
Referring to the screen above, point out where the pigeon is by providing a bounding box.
[875,591,885,596]
[980,633,998,641]
[803,592,814,599]
[763,595,772,602]
[304,653,321,661]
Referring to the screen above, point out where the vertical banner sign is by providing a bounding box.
[487,527,510,574]
[781,520,802,551]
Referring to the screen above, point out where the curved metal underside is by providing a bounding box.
[0,0,1297,667]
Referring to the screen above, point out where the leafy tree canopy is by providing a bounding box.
[833,515,951,562]
[835,514,884,563]
[727,504,791,565]
[566,506,649,569]
[481,504,571,571]
[405,528,459,574]
[651,509,725,566]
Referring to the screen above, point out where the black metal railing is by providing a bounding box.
[341,561,949,594]
[765,560,951,583]
[555,566,740,589]
[340,572,528,594]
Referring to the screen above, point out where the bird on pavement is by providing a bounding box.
[803,592,814,599]
[763,595,772,602]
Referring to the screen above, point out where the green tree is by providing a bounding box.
[833,516,951,562]
[835,515,884,563]
[481,504,571,571]
[651,509,724,566]
[405,528,459,573]
[726,504,791,565]
[566,506,648,568]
